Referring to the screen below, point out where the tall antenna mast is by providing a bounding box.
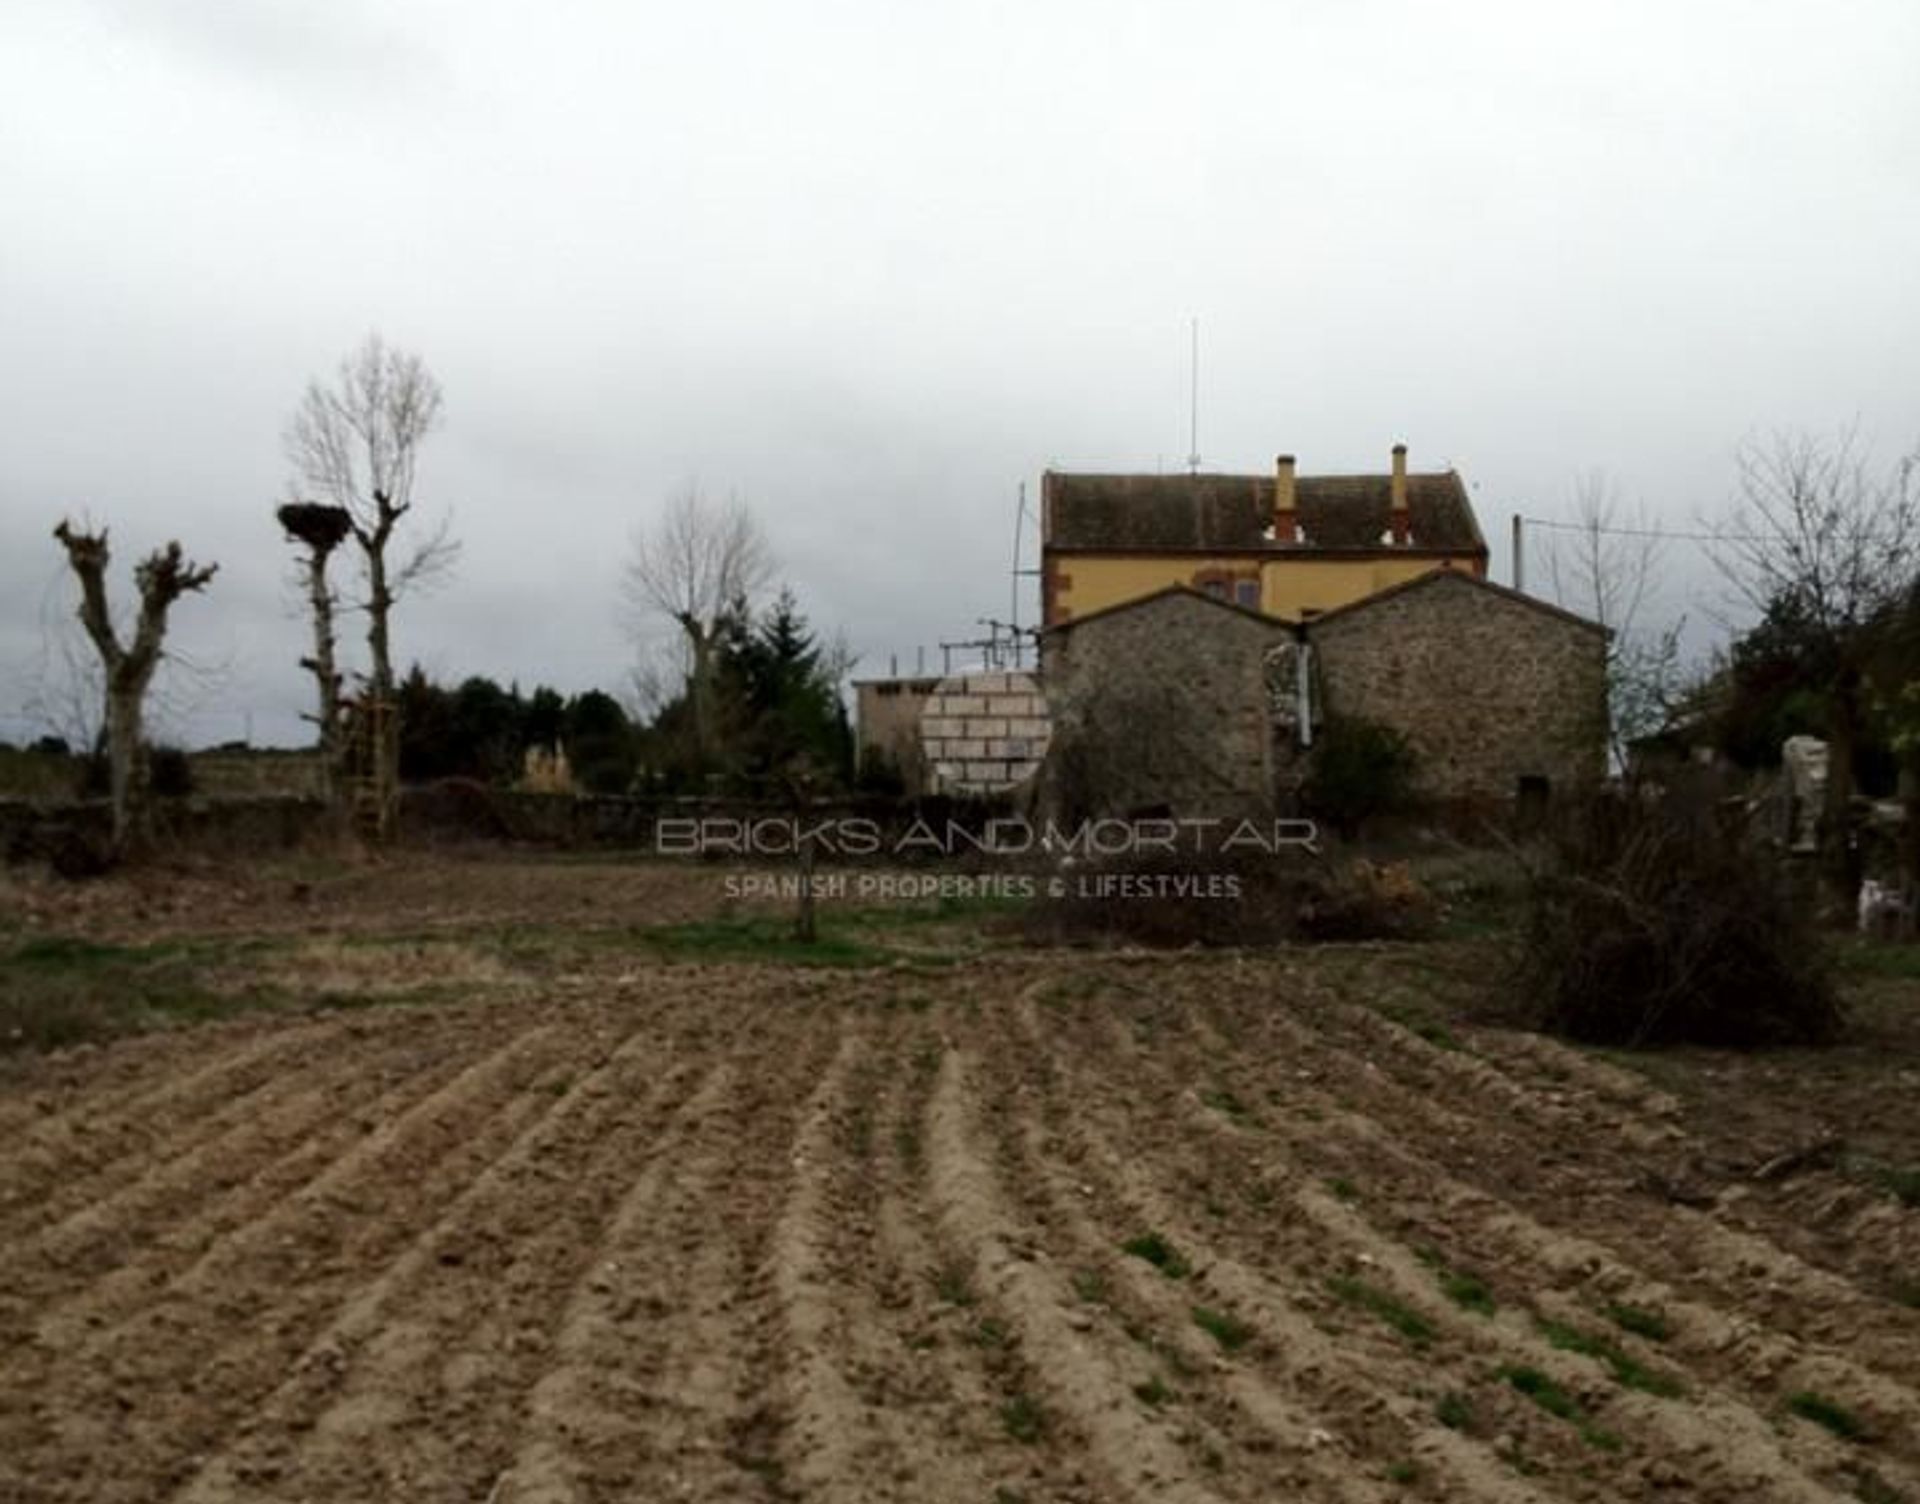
[1186,316,1202,474]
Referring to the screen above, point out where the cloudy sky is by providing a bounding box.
[3,0,1917,746]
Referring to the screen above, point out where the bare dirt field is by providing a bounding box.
[2,855,1918,1502]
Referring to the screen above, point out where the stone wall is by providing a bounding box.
[1305,571,1606,800]
[1040,590,1293,818]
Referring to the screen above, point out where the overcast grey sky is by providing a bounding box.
[4,0,1918,746]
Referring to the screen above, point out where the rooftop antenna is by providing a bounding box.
[1010,480,1042,663]
[1186,316,1202,474]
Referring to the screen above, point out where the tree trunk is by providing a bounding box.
[365,544,399,840]
[105,673,149,855]
[688,626,715,776]
[302,549,343,805]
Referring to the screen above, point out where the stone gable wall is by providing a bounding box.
[1305,575,1606,799]
[1041,592,1293,818]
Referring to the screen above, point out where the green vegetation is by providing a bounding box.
[1132,1376,1173,1408]
[932,1260,975,1308]
[1435,1392,1473,1431]
[1199,1086,1251,1121]
[1537,1317,1685,1398]
[970,1317,1011,1349]
[1871,1164,1920,1208]
[1071,1267,1110,1305]
[1787,1391,1869,1442]
[1121,1232,1190,1280]
[1386,1461,1420,1484]
[1000,1393,1047,1444]
[1604,1303,1673,1343]
[638,915,896,968]
[1302,716,1420,839]
[1190,1305,1255,1352]
[1328,1276,1436,1347]
[1847,1465,1904,1504]
[1,932,285,1052]
[1499,1366,1621,1451]
[1439,1269,1497,1317]
[1326,1177,1360,1203]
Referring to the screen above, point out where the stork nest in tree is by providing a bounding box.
[277,502,353,552]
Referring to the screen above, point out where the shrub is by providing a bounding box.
[1022,845,1436,949]
[1509,792,1840,1047]
[1302,718,1419,838]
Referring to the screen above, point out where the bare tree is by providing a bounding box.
[1714,426,1920,906]
[285,334,458,837]
[623,486,772,768]
[1543,471,1686,771]
[276,501,354,805]
[52,522,217,853]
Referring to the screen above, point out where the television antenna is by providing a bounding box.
[1186,316,1202,474]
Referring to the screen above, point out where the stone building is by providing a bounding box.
[1040,570,1605,817]
[1306,570,1607,801]
[1041,587,1292,818]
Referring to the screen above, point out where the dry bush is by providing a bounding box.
[1509,794,1840,1047]
[1022,846,1436,948]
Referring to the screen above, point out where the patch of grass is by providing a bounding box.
[0,932,283,1052]
[1848,1465,1905,1504]
[993,1488,1028,1504]
[1871,1164,1920,1208]
[1412,1020,1462,1051]
[1440,1269,1497,1317]
[1435,1391,1473,1431]
[1200,1086,1251,1121]
[1604,1303,1673,1343]
[970,1317,1012,1349]
[639,914,897,968]
[1889,1281,1920,1311]
[1499,1366,1620,1451]
[1190,1305,1254,1352]
[1386,1460,1421,1484]
[932,1260,975,1307]
[1121,1232,1190,1279]
[1537,1317,1684,1398]
[1787,1390,1869,1442]
[1000,1393,1047,1444]
[1071,1267,1109,1305]
[1326,1176,1360,1203]
[1133,1375,1173,1408]
[1837,939,1920,979]
[1328,1276,1436,1347]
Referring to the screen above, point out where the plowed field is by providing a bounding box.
[2,859,1917,1502]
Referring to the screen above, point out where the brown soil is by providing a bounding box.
[1,859,1917,1502]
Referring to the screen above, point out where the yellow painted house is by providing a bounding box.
[1041,445,1488,625]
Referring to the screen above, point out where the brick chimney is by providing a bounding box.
[1274,454,1298,542]
[1389,443,1410,545]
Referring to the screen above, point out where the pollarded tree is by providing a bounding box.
[52,521,217,853]
[623,486,772,773]
[285,334,458,837]
[276,501,353,805]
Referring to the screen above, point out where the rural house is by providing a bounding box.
[1041,445,1489,626]
[1041,572,1606,815]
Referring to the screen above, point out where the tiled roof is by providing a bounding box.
[1043,469,1486,553]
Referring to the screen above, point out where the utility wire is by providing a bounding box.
[1517,516,1779,545]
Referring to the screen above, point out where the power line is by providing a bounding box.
[1517,515,1778,545]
